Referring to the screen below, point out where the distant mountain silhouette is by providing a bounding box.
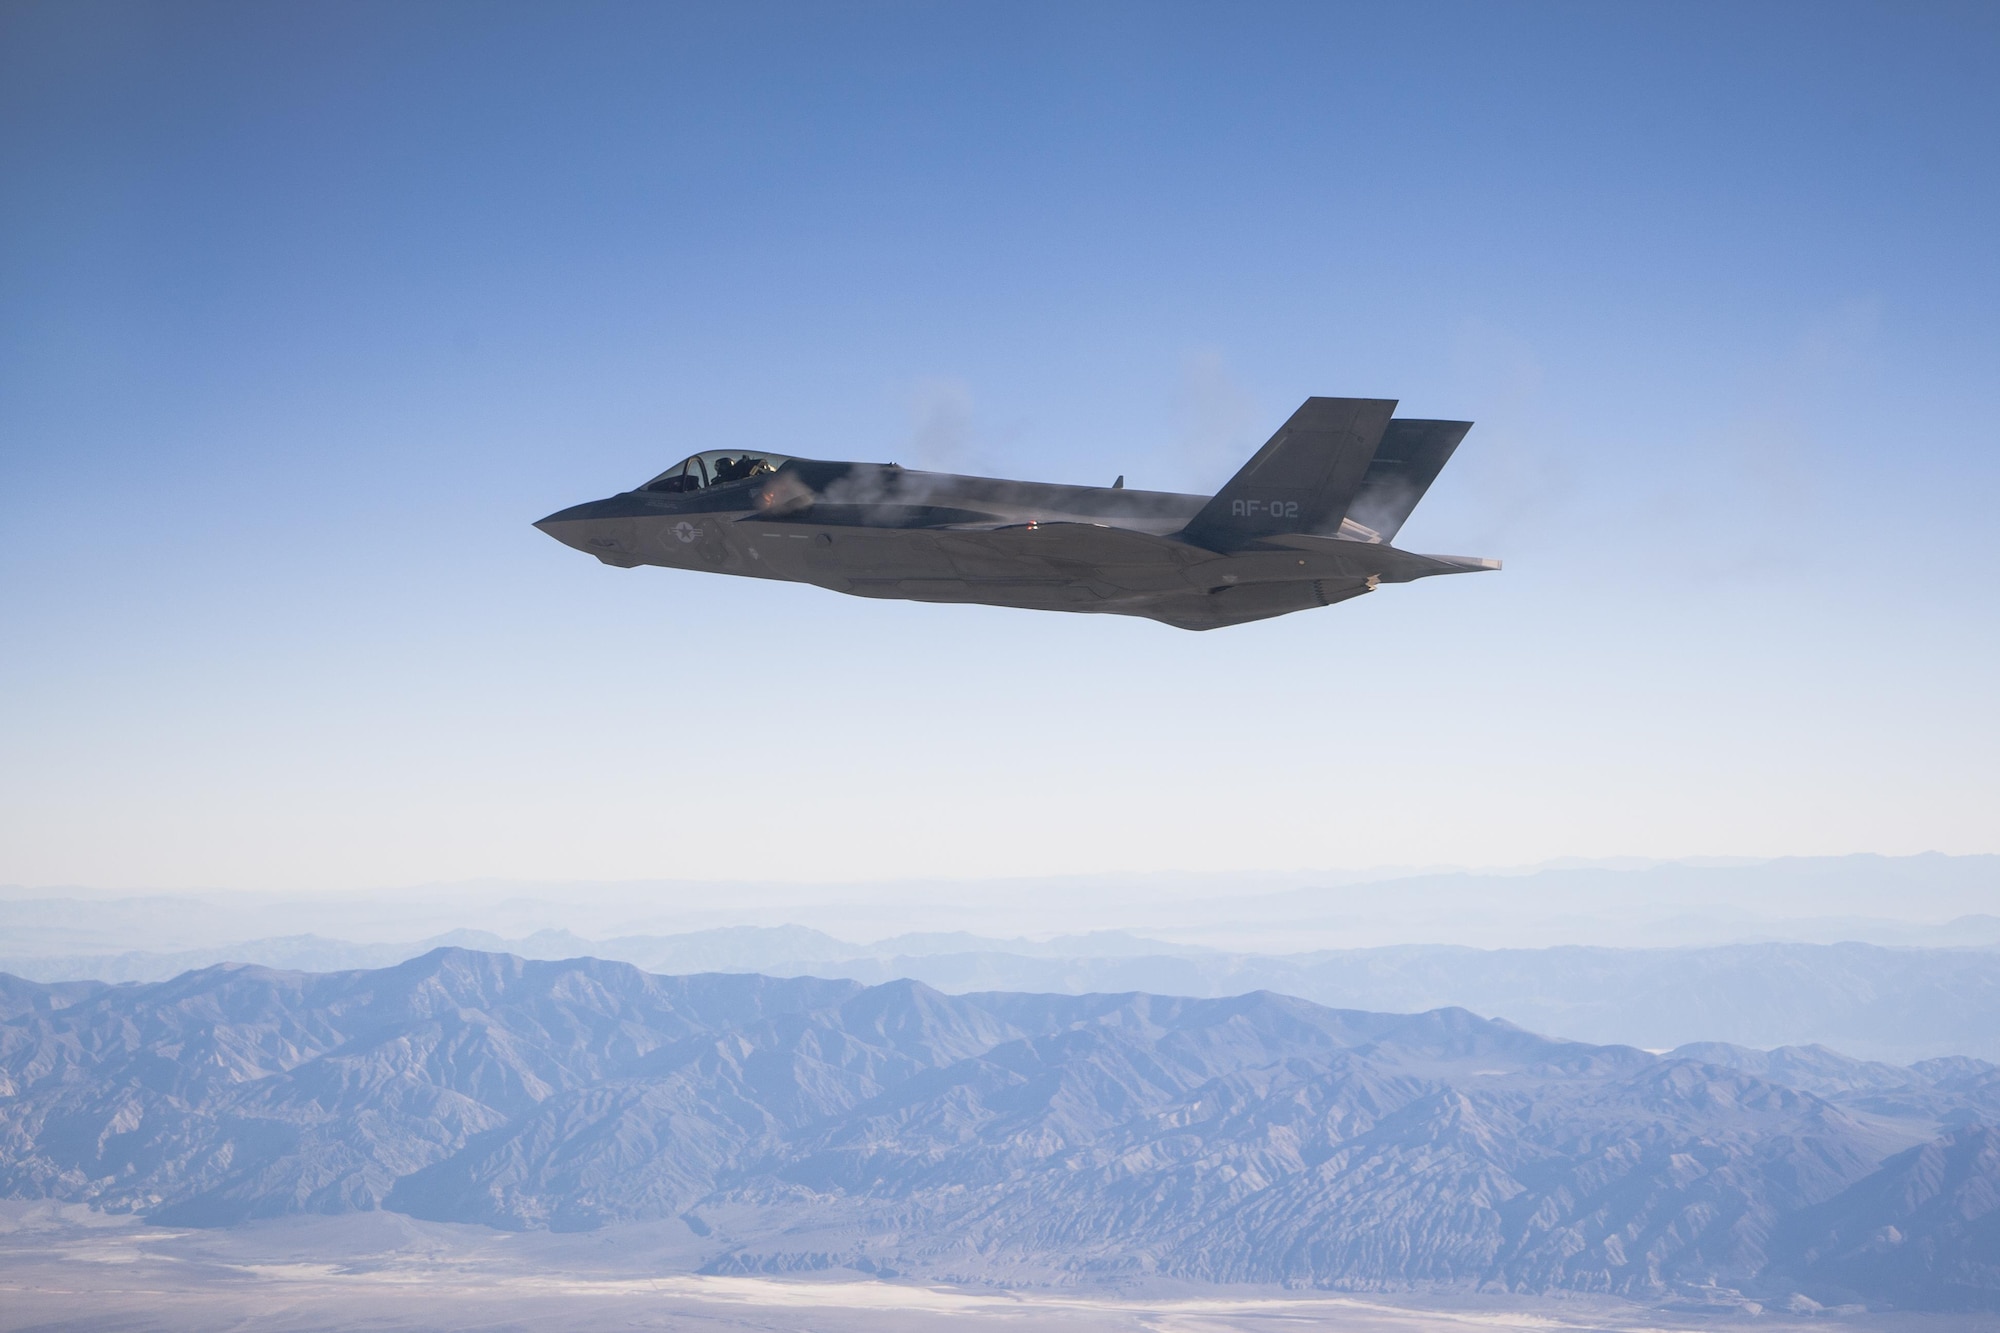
[1,949,1994,1308]
[11,930,2000,1062]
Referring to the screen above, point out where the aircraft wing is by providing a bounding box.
[932,521,1205,594]
[934,523,1497,595]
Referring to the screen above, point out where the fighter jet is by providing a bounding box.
[535,396,1497,630]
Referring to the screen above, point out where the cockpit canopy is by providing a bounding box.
[639,450,793,494]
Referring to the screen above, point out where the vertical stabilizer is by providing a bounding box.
[1340,418,1473,543]
[1180,397,1396,550]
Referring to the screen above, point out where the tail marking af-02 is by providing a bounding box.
[535,396,1497,630]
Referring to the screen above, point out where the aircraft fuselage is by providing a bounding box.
[536,398,1498,630]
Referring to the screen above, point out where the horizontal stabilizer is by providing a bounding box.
[1256,531,1500,581]
[1181,397,1396,550]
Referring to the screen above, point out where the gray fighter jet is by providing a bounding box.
[535,396,1497,630]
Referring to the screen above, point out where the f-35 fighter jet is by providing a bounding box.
[535,396,1497,630]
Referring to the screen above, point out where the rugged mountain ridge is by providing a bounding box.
[13,929,1999,1062]
[1,949,1995,1308]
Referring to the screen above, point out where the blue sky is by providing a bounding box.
[3,1,1995,891]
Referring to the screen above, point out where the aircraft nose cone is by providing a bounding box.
[534,498,641,565]
[536,496,623,540]
[533,509,590,552]
[536,497,614,530]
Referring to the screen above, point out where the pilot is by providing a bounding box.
[713,455,750,484]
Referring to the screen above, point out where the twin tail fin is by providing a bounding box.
[1180,397,1395,550]
[1179,396,1471,550]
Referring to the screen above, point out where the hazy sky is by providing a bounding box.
[3,1,1996,891]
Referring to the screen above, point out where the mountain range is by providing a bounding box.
[9,853,1999,952]
[2,949,1996,1310]
[9,925,1998,1062]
